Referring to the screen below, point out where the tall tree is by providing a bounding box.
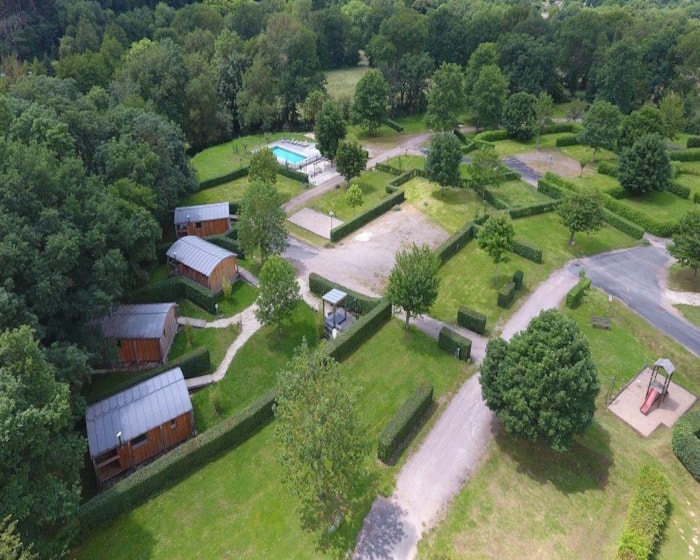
[335,140,368,185]
[387,244,441,329]
[426,63,465,132]
[314,100,346,161]
[238,180,288,264]
[594,39,643,114]
[579,101,622,161]
[533,92,554,149]
[0,516,35,560]
[669,208,700,282]
[468,146,504,197]
[498,33,558,96]
[477,213,515,282]
[345,184,363,215]
[618,134,672,196]
[469,64,508,131]
[557,188,604,246]
[659,93,686,140]
[464,42,500,100]
[352,69,389,134]
[617,105,667,151]
[502,92,537,141]
[249,147,278,185]
[480,309,600,452]
[424,132,463,190]
[274,340,368,530]
[255,256,301,335]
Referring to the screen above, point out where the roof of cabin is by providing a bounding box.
[166,236,236,276]
[98,303,177,340]
[174,202,230,225]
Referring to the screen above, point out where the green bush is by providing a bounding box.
[277,165,309,182]
[435,222,476,264]
[475,129,509,142]
[600,194,679,237]
[565,278,591,309]
[668,181,691,199]
[473,139,495,151]
[601,209,645,239]
[512,269,524,290]
[555,135,580,147]
[687,136,700,149]
[206,234,243,257]
[330,191,405,242]
[374,162,403,176]
[383,118,404,133]
[616,465,670,560]
[324,300,392,362]
[457,307,487,334]
[377,384,433,464]
[600,182,626,199]
[228,202,240,217]
[438,326,472,361]
[669,149,700,162]
[542,122,582,134]
[497,281,516,308]
[308,273,381,315]
[460,140,478,154]
[508,201,558,219]
[453,128,467,144]
[672,410,700,481]
[78,389,277,535]
[156,241,171,264]
[597,161,619,178]
[512,240,543,264]
[537,178,568,200]
[129,277,184,304]
[198,167,249,190]
[181,277,219,313]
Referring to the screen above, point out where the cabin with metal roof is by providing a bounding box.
[174,202,232,238]
[98,303,178,366]
[86,367,195,487]
[166,235,238,293]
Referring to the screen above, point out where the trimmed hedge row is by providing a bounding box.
[435,222,476,263]
[671,410,700,481]
[207,234,244,257]
[453,128,468,143]
[278,164,309,183]
[565,277,591,309]
[542,122,582,134]
[386,168,422,193]
[555,134,580,147]
[438,326,472,361]
[308,273,380,315]
[377,384,433,464]
[461,140,478,154]
[78,388,277,535]
[457,306,487,334]
[600,194,678,237]
[508,200,558,219]
[475,129,509,142]
[330,190,405,242]
[602,209,645,240]
[324,300,392,362]
[374,162,403,176]
[687,136,700,149]
[497,281,516,308]
[87,347,211,404]
[481,187,509,210]
[513,269,524,290]
[669,149,700,162]
[181,277,219,313]
[512,240,543,264]
[383,118,404,133]
[600,182,626,199]
[668,181,691,199]
[198,167,248,190]
[616,465,670,560]
[597,161,619,178]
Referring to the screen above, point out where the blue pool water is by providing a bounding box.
[272,146,305,164]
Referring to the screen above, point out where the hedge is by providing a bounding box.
[438,326,472,361]
[330,190,405,242]
[616,465,670,560]
[377,384,433,464]
[198,167,249,190]
[156,241,172,264]
[228,202,240,217]
[181,277,219,313]
[480,187,509,210]
[600,182,626,200]
[555,134,580,147]
[453,128,467,144]
[206,234,244,257]
[687,136,700,149]
[374,162,403,176]
[671,410,700,481]
[537,177,570,200]
[602,209,645,240]
[475,129,509,142]
[600,194,678,237]
[669,149,700,162]
[129,277,184,304]
[460,140,478,154]
[278,165,309,183]
[512,240,543,264]
[497,281,516,308]
[565,277,591,309]
[512,269,524,290]
[508,200,558,219]
[457,306,487,334]
[473,139,495,151]
[435,222,475,263]
[77,388,277,535]
[324,300,392,362]
[386,168,421,193]
[383,118,404,133]
[542,122,582,134]
[308,273,380,315]
[597,161,619,178]
[668,181,691,199]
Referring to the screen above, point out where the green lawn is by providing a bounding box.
[175,281,258,321]
[325,66,368,100]
[617,190,693,222]
[419,289,700,560]
[488,180,552,207]
[383,154,427,171]
[676,304,700,328]
[559,145,618,164]
[568,172,622,193]
[169,323,240,374]
[309,170,396,221]
[489,133,573,157]
[675,172,700,198]
[181,174,306,206]
[667,264,700,292]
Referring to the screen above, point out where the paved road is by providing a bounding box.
[573,241,700,357]
[501,155,543,187]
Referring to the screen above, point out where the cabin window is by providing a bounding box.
[170,419,177,430]
[195,221,203,228]
[116,340,122,348]
[132,433,148,448]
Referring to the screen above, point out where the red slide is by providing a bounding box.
[640,388,661,415]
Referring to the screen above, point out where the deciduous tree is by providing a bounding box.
[533,92,554,149]
[480,309,600,452]
[477,213,515,281]
[255,256,301,334]
[238,180,288,263]
[557,188,604,246]
[345,184,363,215]
[502,92,537,141]
[618,134,672,195]
[579,101,622,161]
[249,147,278,185]
[314,100,346,161]
[669,208,700,282]
[424,132,462,190]
[468,146,503,197]
[469,64,508,131]
[352,69,388,134]
[426,63,465,132]
[335,140,368,185]
[387,244,441,329]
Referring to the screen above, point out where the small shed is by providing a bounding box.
[86,367,195,488]
[322,289,355,338]
[98,303,178,366]
[174,202,231,238]
[167,235,238,293]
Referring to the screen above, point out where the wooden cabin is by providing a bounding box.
[86,367,195,488]
[166,236,238,293]
[98,303,178,366]
[174,202,231,238]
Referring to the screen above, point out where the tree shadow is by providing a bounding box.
[494,419,613,494]
[69,515,157,560]
[348,496,408,560]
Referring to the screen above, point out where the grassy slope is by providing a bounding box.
[181,174,305,206]
[325,66,368,100]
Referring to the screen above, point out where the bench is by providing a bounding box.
[591,316,612,330]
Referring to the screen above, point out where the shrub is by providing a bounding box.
[324,300,392,362]
[600,182,626,199]
[453,128,467,143]
[687,136,700,149]
[128,277,184,304]
[600,194,678,237]
[555,135,580,147]
[308,273,380,315]
[565,277,591,309]
[330,191,405,241]
[543,122,582,134]
[227,203,240,218]
[435,222,476,263]
[597,161,619,178]
[460,140,478,154]
[457,307,487,334]
[508,201,558,219]
[667,181,691,199]
[616,465,670,560]
[383,118,404,133]
[206,234,243,257]
[497,282,516,308]
[669,149,700,162]
[512,269,524,290]
[475,129,509,142]
[512,240,543,264]
[377,384,433,464]
[198,167,249,190]
[601,209,645,239]
[78,389,277,535]
[156,242,171,264]
[438,326,472,361]
[181,277,219,313]
[473,139,495,151]
[277,165,309,182]
[374,162,402,176]
[672,410,700,481]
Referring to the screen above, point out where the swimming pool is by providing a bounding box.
[272,146,306,165]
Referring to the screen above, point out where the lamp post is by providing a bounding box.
[329,210,335,234]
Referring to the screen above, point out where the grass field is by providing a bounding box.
[169,324,240,375]
[325,66,368,100]
[76,319,471,560]
[489,133,573,157]
[181,174,306,206]
[488,179,552,207]
[309,170,396,221]
[383,154,426,171]
[568,172,621,192]
[175,281,258,321]
[667,264,700,292]
[618,190,692,222]
[419,289,700,560]
[676,304,700,327]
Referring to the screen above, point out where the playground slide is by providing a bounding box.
[640,388,661,415]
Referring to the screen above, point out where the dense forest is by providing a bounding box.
[1,0,700,556]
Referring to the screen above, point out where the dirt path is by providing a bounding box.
[353,267,579,560]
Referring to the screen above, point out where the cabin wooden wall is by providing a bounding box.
[176,218,230,238]
[117,338,162,364]
[208,257,238,292]
[158,307,179,362]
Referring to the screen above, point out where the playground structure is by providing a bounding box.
[640,358,674,415]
